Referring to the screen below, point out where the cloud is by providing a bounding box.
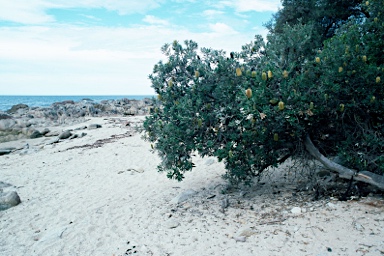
[0,0,165,24]
[0,0,55,24]
[143,15,169,26]
[219,0,281,12]
[202,9,225,18]
[208,23,238,35]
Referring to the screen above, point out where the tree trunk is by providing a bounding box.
[304,134,384,191]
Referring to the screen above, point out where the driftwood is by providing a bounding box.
[304,134,384,191]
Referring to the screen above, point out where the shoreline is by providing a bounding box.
[0,98,155,144]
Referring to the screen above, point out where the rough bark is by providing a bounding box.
[304,134,384,191]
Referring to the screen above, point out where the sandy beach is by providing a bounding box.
[1,116,383,256]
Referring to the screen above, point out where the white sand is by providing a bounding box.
[1,116,383,256]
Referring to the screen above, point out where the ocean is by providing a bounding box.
[0,95,154,111]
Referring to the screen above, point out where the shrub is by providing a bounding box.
[143,1,383,185]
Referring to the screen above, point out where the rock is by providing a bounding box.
[326,202,337,209]
[88,124,102,130]
[58,130,72,140]
[7,103,29,114]
[291,207,302,214]
[233,236,246,242]
[170,189,197,204]
[0,119,16,130]
[0,191,21,210]
[236,227,256,238]
[30,130,43,139]
[0,113,12,120]
[0,148,14,156]
[165,220,180,229]
[45,131,60,137]
[220,195,230,210]
[41,128,50,135]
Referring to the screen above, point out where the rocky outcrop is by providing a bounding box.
[0,98,155,143]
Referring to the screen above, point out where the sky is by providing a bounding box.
[0,0,281,96]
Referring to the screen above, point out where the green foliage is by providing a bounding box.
[144,0,384,184]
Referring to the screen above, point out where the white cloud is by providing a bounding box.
[202,9,225,18]
[0,0,165,24]
[0,22,264,95]
[208,23,238,35]
[0,0,55,24]
[219,0,281,12]
[143,15,169,26]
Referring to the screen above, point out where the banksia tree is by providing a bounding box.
[144,0,384,189]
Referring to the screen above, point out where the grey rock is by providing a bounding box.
[291,207,302,214]
[170,189,197,204]
[0,119,16,130]
[58,130,72,140]
[45,131,60,137]
[165,220,180,229]
[30,130,43,139]
[233,236,246,242]
[41,128,50,135]
[88,124,102,130]
[220,195,230,209]
[0,191,21,210]
[236,227,256,238]
[7,103,29,114]
[0,148,14,156]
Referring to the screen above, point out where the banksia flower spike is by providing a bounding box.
[268,70,273,78]
[236,67,242,76]
[278,101,285,110]
[283,70,288,78]
[274,133,279,141]
[251,71,257,78]
[168,80,173,87]
[362,55,367,62]
[338,67,343,73]
[262,72,267,81]
[340,104,345,112]
[195,71,200,78]
[376,76,381,83]
[315,57,320,63]
[246,88,252,99]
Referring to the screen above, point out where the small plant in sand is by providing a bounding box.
[143,0,384,190]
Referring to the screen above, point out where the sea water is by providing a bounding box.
[0,95,154,111]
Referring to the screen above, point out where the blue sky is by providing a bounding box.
[0,0,280,95]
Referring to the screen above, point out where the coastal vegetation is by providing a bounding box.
[144,0,384,191]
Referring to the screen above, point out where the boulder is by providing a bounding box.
[7,104,29,114]
[0,147,15,156]
[88,124,102,130]
[58,130,72,140]
[0,119,16,131]
[0,191,21,210]
[30,130,43,139]
[170,189,197,204]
